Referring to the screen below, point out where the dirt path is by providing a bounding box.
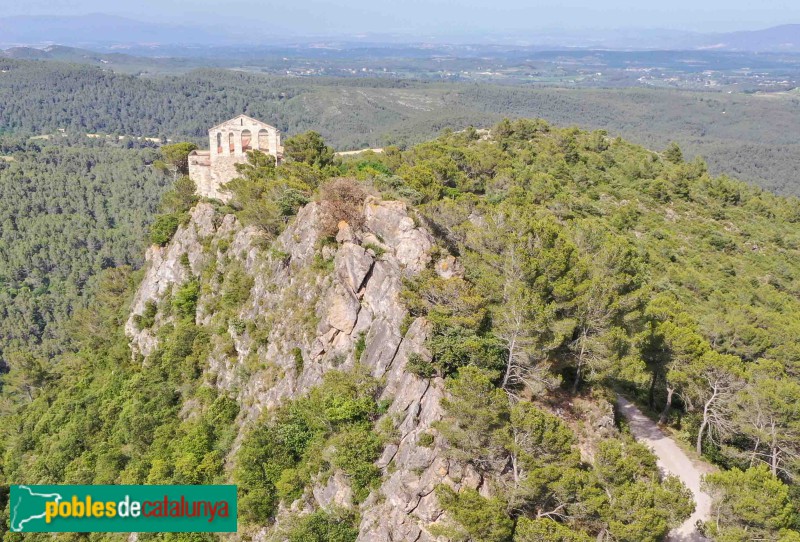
[334,147,384,156]
[616,396,714,542]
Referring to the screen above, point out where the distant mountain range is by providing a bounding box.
[512,25,800,51]
[2,14,800,52]
[0,14,237,48]
[701,24,800,52]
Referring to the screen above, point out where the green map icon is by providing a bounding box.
[10,485,63,532]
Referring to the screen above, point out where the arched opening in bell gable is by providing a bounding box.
[241,129,252,152]
[257,129,269,151]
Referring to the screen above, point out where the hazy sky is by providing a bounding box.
[1,0,798,35]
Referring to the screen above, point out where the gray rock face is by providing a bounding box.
[313,472,354,510]
[326,283,361,334]
[125,197,460,541]
[364,197,433,274]
[126,203,219,357]
[336,242,373,293]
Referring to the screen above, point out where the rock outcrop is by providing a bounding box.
[125,196,479,540]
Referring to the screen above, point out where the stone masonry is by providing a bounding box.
[188,114,282,201]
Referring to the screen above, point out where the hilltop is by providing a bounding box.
[2,121,800,541]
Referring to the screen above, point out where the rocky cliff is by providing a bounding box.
[125,197,487,540]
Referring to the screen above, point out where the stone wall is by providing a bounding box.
[188,153,216,200]
[209,115,280,160]
[189,115,282,201]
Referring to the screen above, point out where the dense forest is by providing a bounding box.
[2,59,800,195]
[0,136,168,364]
[6,57,800,366]
[3,121,800,541]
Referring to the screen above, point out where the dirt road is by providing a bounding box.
[616,396,713,542]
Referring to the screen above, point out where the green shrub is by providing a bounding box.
[702,465,795,541]
[312,253,335,272]
[363,242,385,258]
[150,213,181,246]
[435,485,514,542]
[284,131,335,168]
[407,353,436,379]
[235,425,297,522]
[230,318,246,335]
[285,509,358,542]
[239,488,278,523]
[514,517,592,542]
[275,467,306,503]
[235,369,383,523]
[221,266,254,309]
[400,314,414,337]
[354,333,367,361]
[292,347,304,374]
[134,300,158,330]
[173,280,200,319]
[330,426,382,502]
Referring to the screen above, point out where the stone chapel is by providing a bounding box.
[188,115,282,200]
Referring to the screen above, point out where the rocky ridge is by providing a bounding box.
[125,197,488,540]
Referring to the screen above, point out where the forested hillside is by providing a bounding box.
[0,136,168,364]
[3,58,800,195]
[3,121,800,541]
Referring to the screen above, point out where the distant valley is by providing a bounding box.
[3,57,800,197]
